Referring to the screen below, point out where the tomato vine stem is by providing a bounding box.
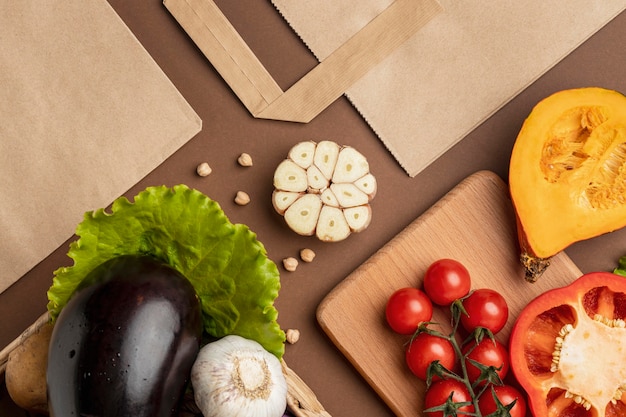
[418,299,515,417]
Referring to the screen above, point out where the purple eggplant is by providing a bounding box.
[47,255,202,417]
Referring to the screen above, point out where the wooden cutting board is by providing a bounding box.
[317,170,582,417]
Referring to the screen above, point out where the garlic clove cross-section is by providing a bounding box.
[271,191,303,215]
[273,160,308,193]
[273,140,376,242]
[191,335,287,417]
[283,194,322,236]
[344,205,372,233]
[316,206,351,242]
[332,146,370,183]
[287,140,316,169]
[313,140,340,180]
[330,183,369,208]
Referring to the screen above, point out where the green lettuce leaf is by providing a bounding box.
[47,185,285,358]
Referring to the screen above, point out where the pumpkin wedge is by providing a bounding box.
[510,87,626,282]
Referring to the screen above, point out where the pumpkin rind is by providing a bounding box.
[510,87,626,281]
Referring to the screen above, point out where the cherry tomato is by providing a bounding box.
[460,288,509,334]
[405,332,456,380]
[462,338,509,384]
[385,288,433,335]
[424,379,474,417]
[423,259,471,306]
[478,385,527,417]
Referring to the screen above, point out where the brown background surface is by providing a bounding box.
[2,2,626,416]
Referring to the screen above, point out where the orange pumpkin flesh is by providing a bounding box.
[509,87,626,282]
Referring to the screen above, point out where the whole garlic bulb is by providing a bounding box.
[191,335,287,417]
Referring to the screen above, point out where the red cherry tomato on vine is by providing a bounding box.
[405,332,456,380]
[478,385,527,417]
[462,338,509,384]
[423,259,471,306]
[460,288,509,334]
[424,379,474,417]
[385,287,433,335]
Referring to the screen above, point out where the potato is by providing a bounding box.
[5,321,53,414]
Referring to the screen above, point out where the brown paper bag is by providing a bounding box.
[274,0,626,177]
[0,0,202,294]
[165,0,625,177]
[164,0,442,123]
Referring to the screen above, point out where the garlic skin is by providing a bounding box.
[191,335,287,417]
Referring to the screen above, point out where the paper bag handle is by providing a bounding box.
[164,0,442,123]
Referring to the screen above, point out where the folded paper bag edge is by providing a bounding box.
[163,0,442,123]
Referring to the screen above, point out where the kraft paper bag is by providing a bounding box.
[271,0,626,177]
[164,0,442,124]
[166,0,625,177]
[0,1,202,294]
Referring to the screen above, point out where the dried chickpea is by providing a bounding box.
[196,162,212,177]
[282,257,298,272]
[234,191,250,206]
[285,328,300,344]
[237,153,253,167]
[300,248,316,263]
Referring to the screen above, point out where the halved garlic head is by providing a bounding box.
[273,140,376,242]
